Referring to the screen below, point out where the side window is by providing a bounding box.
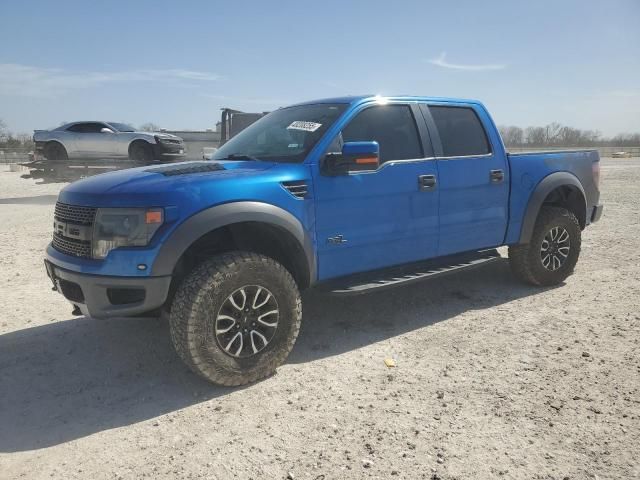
[341,105,424,163]
[428,106,491,157]
[66,123,105,133]
[85,122,107,133]
[67,123,89,133]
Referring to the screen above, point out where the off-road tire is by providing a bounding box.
[509,206,581,286]
[44,142,68,161]
[129,141,154,162]
[169,252,302,386]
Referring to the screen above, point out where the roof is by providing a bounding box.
[288,94,483,108]
[54,121,132,130]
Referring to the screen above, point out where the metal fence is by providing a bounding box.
[0,148,32,163]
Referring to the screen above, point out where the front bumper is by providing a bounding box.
[591,204,603,223]
[153,142,186,161]
[45,260,171,318]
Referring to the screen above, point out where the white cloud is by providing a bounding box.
[0,64,219,98]
[200,93,288,106]
[428,52,506,71]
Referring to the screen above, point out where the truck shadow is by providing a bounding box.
[0,259,553,452]
[291,260,548,363]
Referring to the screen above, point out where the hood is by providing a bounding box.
[149,132,182,140]
[57,160,277,207]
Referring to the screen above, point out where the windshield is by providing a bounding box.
[108,122,136,132]
[213,103,347,163]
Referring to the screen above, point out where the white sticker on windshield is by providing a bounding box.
[287,121,322,132]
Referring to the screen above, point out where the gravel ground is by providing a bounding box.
[0,159,638,479]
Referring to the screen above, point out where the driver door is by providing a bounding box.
[312,104,440,280]
[67,122,113,157]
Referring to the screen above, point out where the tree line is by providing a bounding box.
[0,119,34,149]
[499,123,640,148]
[2,117,639,150]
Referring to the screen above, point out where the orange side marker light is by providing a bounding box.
[145,210,163,224]
[355,157,378,165]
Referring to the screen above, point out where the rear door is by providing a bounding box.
[312,103,439,280]
[421,103,509,255]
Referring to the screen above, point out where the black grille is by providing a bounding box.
[58,279,85,303]
[52,202,96,257]
[107,288,145,305]
[54,202,97,225]
[147,162,224,176]
[282,180,309,199]
[52,233,92,258]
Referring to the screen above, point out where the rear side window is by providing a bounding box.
[429,106,491,157]
[341,105,424,163]
[67,122,105,133]
[67,123,88,133]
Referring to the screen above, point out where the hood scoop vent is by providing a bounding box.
[147,162,225,176]
[282,180,309,199]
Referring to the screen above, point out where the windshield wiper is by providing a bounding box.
[220,153,260,161]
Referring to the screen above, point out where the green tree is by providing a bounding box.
[0,118,7,140]
[139,122,161,132]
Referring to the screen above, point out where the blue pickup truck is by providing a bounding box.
[45,95,603,385]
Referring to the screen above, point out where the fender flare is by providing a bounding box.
[151,202,316,284]
[519,172,587,244]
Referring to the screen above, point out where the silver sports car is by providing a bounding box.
[33,121,185,162]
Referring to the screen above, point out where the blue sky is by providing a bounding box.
[1,0,638,136]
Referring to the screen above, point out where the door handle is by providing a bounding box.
[490,169,504,183]
[418,174,437,191]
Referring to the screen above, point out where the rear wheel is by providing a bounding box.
[169,252,302,386]
[129,142,154,162]
[509,206,581,286]
[44,142,68,160]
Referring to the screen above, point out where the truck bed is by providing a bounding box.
[505,149,600,244]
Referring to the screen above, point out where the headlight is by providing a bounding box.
[92,208,164,259]
[154,135,180,144]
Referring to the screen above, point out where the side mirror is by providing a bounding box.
[100,128,114,134]
[324,141,380,175]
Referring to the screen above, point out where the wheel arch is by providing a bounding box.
[152,202,316,294]
[44,140,67,152]
[519,172,587,244]
[43,140,69,160]
[128,139,153,155]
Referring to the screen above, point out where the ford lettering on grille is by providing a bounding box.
[53,219,92,241]
[52,202,96,257]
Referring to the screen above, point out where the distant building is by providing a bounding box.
[161,108,268,160]
[161,130,221,160]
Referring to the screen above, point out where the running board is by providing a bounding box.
[325,249,502,295]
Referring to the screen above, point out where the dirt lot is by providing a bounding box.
[0,159,638,480]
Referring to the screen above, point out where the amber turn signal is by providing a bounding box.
[145,210,163,224]
[355,157,378,165]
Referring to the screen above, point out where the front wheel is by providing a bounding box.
[129,142,154,162]
[169,252,302,386]
[508,206,581,286]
